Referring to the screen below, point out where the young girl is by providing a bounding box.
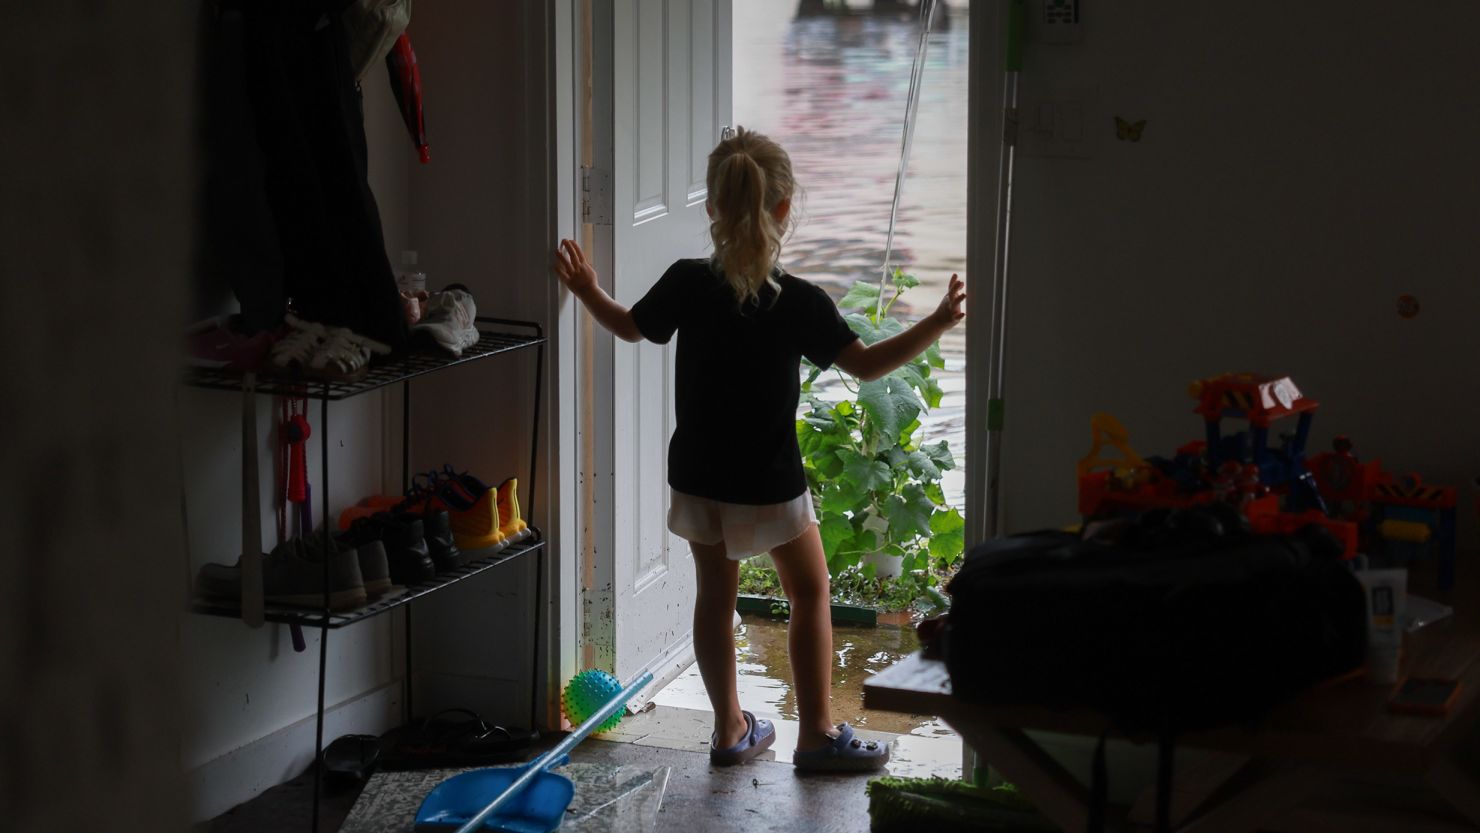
[554,127,964,772]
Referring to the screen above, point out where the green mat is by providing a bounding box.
[866,777,1054,833]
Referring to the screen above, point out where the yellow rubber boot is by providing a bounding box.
[497,478,531,543]
[447,487,507,554]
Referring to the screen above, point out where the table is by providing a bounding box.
[864,568,1480,832]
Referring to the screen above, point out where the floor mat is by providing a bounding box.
[339,763,669,833]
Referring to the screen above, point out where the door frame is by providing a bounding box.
[549,0,583,726]
[965,0,1010,547]
[551,0,992,717]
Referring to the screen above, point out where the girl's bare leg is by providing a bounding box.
[690,540,749,748]
[769,524,837,751]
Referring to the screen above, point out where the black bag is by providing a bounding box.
[944,505,1367,832]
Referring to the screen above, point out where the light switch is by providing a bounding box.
[1059,103,1083,142]
[1036,103,1056,134]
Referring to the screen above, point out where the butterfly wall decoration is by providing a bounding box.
[1114,116,1147,142]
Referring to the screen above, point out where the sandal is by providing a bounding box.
[710,711,775,767]
[792,723,890,773]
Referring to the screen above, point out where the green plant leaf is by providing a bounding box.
[819,515,854,559]
[828,547,862,575]
[889,363,930,394]
[858,376,922,444]
[846,313,906,346]
[920,376,944,409]
[838,281,882,311]
[801,361,823,392]
[882,484,934,538]
[925,340,946,369]
[838,448,893,492]
[902,449,942,481]
[813,448,846,479]
[892,269,921,290]
[923,440,957,472]
[898,418,922,445]
[928,507,966,564]
[820,480,866,515]
[924,482,945,505]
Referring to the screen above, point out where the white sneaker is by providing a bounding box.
[270,315,327,371]
[413,288,480,356]
[309,325,391,380]
[271,314,390,380]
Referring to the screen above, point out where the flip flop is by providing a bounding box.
[710,711,775,766]
[321,734,381,783]
[792,723,890,773]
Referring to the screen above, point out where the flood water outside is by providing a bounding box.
[657,613,956,739]
[740,0,971,510]
[654,3,971,756]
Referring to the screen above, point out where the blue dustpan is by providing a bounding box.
[413,670,654,833]
[414,762,574,833]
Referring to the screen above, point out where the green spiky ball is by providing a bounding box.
[562,669,625,732]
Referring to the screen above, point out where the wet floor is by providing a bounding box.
[655,613,955,740]
[737,0,972,508]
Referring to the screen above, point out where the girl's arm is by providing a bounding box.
[834,274,965,382]
[554,239,644,343]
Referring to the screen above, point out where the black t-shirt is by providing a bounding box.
[630,258,859,505]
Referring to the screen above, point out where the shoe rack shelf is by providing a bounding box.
[190,536,546,628]
[183,316,545,833]
[184,318,545,400]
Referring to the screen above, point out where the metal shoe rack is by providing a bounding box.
[185,316,545,832]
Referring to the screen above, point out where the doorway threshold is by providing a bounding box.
[597,703,963,780]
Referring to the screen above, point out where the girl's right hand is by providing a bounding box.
[928,273,966,330]
[554,239,598,295]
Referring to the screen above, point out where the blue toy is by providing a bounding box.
[414,670,654,833]
[560,669,626,733]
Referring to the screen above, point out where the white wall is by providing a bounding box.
[997,1,1480,542]
[178,50,413,823]
[398,0,561,729]
[178,0,573,814]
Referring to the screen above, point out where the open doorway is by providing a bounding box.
[641,0,971,776]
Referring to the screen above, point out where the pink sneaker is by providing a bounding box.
[185,316,276,372]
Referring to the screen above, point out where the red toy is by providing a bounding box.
[1306,437,1459,588]
[1078,374,1359,558]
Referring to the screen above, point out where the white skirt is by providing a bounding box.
[667,488,816,561]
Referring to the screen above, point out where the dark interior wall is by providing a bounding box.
[997,0,1480,536]
[0,3,194,830]
[397,0,558,728]
[176,25,414,822]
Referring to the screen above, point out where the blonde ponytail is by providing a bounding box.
[707,128,795,308]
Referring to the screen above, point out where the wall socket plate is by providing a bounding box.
[1016,87,1098,159]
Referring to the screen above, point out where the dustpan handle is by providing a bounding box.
[451,670,654,833]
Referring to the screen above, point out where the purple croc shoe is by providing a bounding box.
[792,723,890,773]
[710,711,775,766]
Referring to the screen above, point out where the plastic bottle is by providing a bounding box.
[397,250,427,294]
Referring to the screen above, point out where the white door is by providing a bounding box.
[585,0,733,699]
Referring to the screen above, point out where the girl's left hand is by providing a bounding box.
[554,239,598,295]
[930,274,966,329]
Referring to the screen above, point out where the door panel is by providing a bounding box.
[588,0,732,696]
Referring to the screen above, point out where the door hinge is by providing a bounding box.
[1003,107,1020,147]
[581,165,613,226]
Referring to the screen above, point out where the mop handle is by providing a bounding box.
[876,0,938,317]
[451,670,655,833]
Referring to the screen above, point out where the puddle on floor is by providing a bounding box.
[653,612,955,740]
